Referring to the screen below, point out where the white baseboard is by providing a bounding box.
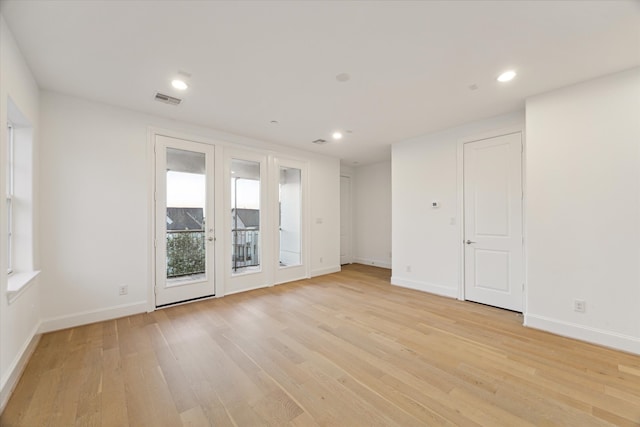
[525,313,640,356]
[391,276,458,299]
[0,322,41,414]
[353,258,392,269]
[311,265,341,277]
[39,301,148,334]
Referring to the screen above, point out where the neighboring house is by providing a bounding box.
[166,207,204,231]
[231,208,259,230]
[231,208,260,268]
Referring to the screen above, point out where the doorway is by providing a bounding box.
[463,132,524,312]
[154,135,216,307]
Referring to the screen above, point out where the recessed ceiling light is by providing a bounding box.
[336,73,350,82]
[171,79,189,90]
[497,70,516,82]
[270,120,279,124]
[332,131,343,140]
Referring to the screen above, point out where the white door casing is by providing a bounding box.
[155,135,216,307]
[463,132,523,312]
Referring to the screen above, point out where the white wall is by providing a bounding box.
[525,68,640,354]
[352,161,392,268]
[309,157,341,276]
[39,91,340,331]
[392,112,524,297]
[0,15,41,411]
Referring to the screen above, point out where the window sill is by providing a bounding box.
[7,270,40,305]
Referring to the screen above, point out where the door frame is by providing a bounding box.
[147,127,225,312]
[456,124,526,312]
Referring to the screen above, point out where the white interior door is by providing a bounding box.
[463,132,523,312]
[155,135,215,307]
[340,175,352,265]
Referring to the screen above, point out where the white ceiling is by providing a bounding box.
[2,0,639,165]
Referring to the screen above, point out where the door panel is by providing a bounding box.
[474,249,510,292]
[155,136,215,306]
[279,166,302,267]
[464,132,523,312]
[225,150,268,295]
[274,158,308,284]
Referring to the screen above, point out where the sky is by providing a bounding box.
[166,171,259,210]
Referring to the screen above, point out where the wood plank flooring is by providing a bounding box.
[2,264,640,426]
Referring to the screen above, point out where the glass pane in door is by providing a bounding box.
[231,159,261,275]
[279,167,302,267]
[165,147,206,284]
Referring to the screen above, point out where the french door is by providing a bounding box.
[274,158,308,284]
[155,135,215,307]
[225,149,268,294]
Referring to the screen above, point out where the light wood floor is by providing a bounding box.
[2,264,640,426]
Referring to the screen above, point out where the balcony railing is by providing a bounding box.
[233,229,260,271]
[165,229,260,278]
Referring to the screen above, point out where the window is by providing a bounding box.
[5,98,38,299]
[6,122,14,274]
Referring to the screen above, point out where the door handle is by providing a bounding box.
[465,240,476,245]
[207,237,215,242]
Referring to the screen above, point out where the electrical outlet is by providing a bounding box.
[574,299,586,313]
[319,257,323,263]
[406,265,412,273]
[119,285,128,296]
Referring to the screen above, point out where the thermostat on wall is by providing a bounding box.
[431,201,439,208]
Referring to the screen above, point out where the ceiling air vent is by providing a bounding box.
[312,139,328,145]
[154,92,182,105]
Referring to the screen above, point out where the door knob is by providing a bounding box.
[207,237,215,242]
[465,240,476,244]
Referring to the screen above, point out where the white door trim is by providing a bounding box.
[456,124,526,310]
